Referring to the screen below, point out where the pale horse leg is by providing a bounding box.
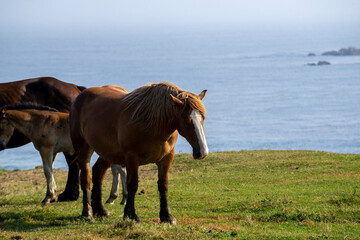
[39,148,58,205]
[106,164,127,205]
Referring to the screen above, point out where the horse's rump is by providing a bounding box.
[71,87,129,164]
[102,85,128,93]
[0,77,85,112]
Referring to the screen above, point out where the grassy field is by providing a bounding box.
[0,150,360,239]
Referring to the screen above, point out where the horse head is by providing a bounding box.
[171,90,208,159]
[0,108,14,151]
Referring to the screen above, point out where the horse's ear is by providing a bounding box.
[170,94,184,107]
[199,90,207,100]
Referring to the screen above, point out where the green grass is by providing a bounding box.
[1,150,360,239]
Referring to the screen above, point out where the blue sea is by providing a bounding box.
[0,26,359,170]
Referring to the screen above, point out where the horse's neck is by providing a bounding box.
[7,111,35,137]
[155,117,177,141]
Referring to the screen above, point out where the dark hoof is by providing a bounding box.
[124,213,141,223]
[120,198,127,205]
[160,214,177,225]
[105,196,116,204]
[58,191,79,202]
[82,209,94,220]
[80,215,95,222]
[41,195,57,206]
[93,207,110,217]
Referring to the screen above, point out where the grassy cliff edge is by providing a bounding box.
[1,150,360,239]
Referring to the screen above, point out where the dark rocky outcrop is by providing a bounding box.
[308,53,316,56]
[306,61,331,66]
[322,47,360,56]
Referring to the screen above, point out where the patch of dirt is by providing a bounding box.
[179,216,243,231]
[261,178,318,186]
[322,173,360,177]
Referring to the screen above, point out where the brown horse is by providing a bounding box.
[0,102,128,205]
[0,77,85,201]
[70,82,208,224]
[0,104,74,204]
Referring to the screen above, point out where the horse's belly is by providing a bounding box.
[55,141,74,154]
[95,150,126,165]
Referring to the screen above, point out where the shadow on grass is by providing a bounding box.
[0,201,42,207]
[0,210,79,231]
[329,189,360,207]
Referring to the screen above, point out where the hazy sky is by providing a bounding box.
[1,0,359,33]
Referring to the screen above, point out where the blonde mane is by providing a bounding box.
[123,82,206,132]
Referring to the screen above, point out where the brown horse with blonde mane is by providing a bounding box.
[70,82,208,224]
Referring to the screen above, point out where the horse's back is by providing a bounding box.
[71,87,127,118]
[0,77,85,112]
[102,85,128,93]
[21,110,73,153]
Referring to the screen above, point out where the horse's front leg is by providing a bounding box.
[91,157,111,217]
[58,152,80,202]
[157,150,176,224]
[39,148,57,205]
[124,157,140,222]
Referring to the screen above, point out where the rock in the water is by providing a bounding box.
[322,47,360,56]
[317,61,331,65]
[306,61,331,66]
[308,53,316,56]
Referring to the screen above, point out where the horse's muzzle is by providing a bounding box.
[192,145,208,159]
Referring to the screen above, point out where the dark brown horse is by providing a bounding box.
[70,82,208,224]
[0,77,85,201]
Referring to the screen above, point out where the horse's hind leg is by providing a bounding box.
[105,165,120,204]
[124,156,140,222]
[73,139,94,219]
[119,166,128,205]
[78,149,94,219]
[106,164,127,205]
[39,148,57,205]
[70,105,94,219]
[91,157,111,217]
[58,153,80,202]
[157,150,176,224]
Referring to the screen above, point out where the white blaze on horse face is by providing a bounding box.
[190,110,208,158]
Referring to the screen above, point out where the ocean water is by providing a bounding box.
[0,27,359,170]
